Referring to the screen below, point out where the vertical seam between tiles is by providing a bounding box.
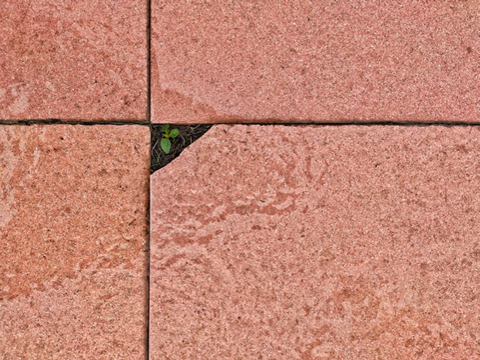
[146,162,151,360]
[147,0,152,125]
[146,0,152,359]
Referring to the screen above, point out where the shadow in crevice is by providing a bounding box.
[150,124,211,174]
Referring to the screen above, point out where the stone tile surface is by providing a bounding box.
[0,1,147,121]
[151,125,480,359]
[0,125,149,359]
[152,1,480,124]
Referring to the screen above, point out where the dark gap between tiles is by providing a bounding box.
[146,0,152,125]
[262,121,480,127]
[175,120,480,127]
[3,120,480,127]
[0,119,149,126]
[146,0,152,358]
[145,166,151,360]
[151,124,212,173]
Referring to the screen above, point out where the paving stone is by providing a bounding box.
[152,1,480,124]
[0,125,149,359]
[150,125,480,359]
[0,1,147,121]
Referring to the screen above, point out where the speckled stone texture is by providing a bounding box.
[0,125,149,359]
[152,1,480,124]
[0,1,147,121]
[150,125,480,359]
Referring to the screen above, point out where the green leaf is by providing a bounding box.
[170,128,180,138]
[161,124,170,132]
[160,138,171,154]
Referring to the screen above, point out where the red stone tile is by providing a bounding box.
[0,1,147,121]
[150,125,480,358]
[0,125,149,359]
[152,1,480,124]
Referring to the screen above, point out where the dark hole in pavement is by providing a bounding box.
[151,124,212,173]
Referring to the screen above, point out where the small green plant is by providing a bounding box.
[160,124,179,154]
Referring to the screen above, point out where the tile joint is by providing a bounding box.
[0,120,149,126]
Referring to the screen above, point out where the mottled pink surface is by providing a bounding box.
[0,1,147,121]
[150,125,480,359]
[0,125,149,359]
[152,1,480,124]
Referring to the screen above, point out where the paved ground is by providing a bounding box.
[151,125,480,359]
[0,1,147,121]
[1,1,480,359]
[0,126,149,358]
[151,1,480,124]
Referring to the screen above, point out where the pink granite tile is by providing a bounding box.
[152,1,480,124]
[150,125,480,359]
[0,1,147,121]
[0,125,149,359]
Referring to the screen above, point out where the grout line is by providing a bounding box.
[147,0,152,126]
[3,120,480,127]
[0,119,149,126]
[262,121,480,127]
[154,121,480,127]
[145,158,151,360]
[146,0,152,358]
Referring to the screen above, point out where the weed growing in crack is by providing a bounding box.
[159,124,179,154]
[151,124,212,173]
